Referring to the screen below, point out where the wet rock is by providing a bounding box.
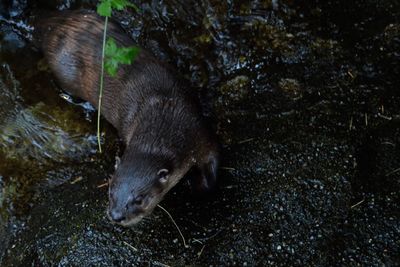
[219,75,249,102]
[278,78,302,100]
[0,0,27,18]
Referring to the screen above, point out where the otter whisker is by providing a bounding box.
[157,204,188,248]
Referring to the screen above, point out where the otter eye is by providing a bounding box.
[134,195,143,206]
[157,168,169,184]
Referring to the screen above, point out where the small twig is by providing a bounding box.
[197,245,206,259]
[386,167,400,177]
[123,241,138,252]
[347,70,354,79]
[365,113,368,126]
[97,182,108,188]
[349,116,353,131]
[238,138,254,144]
[377,113,392,120]
[220,167,235,171]
[192,238,204,245]
[351,199,365,209]
[189,220,208,231]
[157,204,188,248]
[381,142,395,146]
[70,176,83,184]
[194,230,222,242]
[153,261,171,267]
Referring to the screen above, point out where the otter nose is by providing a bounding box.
[110,210,126,223]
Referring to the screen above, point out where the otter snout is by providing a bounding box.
[109,209,125,223]
[108,191,152,225]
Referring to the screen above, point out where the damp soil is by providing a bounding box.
[0,0,399,266]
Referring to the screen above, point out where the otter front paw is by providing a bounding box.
[189,153,218,193]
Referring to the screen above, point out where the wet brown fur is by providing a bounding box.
[33,10,219,225]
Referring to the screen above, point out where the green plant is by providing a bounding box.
[96,0,139,152]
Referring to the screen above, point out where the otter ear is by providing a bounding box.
[157,169,169,184]
[114,156,121,170]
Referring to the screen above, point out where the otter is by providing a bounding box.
[33,10,219,226]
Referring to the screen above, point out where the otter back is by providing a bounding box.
[34,10,184,135]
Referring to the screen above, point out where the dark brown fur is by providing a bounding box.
[34,10,219,226]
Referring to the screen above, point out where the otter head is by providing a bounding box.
[107,152,179,226]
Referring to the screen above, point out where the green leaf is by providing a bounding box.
[97,0,112,17]
[105,37,118,54]
[98,0,139,17]
[105,59,118,77]
[110,0,139,11]
[123,46,140,62]
[104,37,140,77]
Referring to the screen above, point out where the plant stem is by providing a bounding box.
[97,16,109,153]
[157,204,188,248]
